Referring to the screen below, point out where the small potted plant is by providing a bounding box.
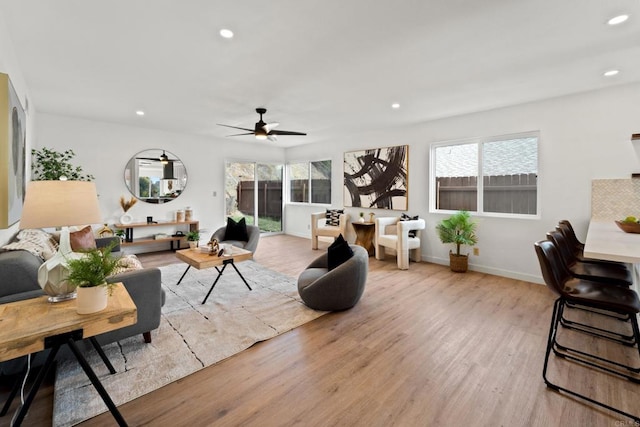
[186,230,200,249]
[435,210,478,273]
[358,212,365,223]
[114,229,125,242]
[65,242,122,314]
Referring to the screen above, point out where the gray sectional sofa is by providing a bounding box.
[0,235,165,346]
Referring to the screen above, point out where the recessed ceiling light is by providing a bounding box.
[391,103,400,109]
[603,69,619,77]
[136,110,145,116]
[607,15,629,26]
[220,29,234,39]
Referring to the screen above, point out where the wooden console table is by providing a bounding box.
[115,220,198,251]
[0,284,137,426]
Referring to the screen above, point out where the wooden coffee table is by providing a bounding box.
[175,247,254,304]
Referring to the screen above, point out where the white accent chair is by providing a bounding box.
[375,216,426,270]
[311,211,348,250]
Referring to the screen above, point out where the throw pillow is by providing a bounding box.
[70,225,97,251]
[1,229,58,260]
[224,217,249,242]
[327,234,353,271]
[325,209,344,226]
[112,254,144,275]
[400,213,419,238]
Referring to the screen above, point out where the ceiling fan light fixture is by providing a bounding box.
[159,150,169,164]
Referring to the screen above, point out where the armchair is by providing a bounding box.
[375,216,425,270]
[297,244,368,311]
[311,211,348,250]
[211,223,260,253]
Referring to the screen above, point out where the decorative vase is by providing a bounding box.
[76,285,108,314]
[358,217,365,223]
[189,241,198,250]
[120,213,133,224]
[449,253,469,273]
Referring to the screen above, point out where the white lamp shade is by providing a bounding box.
[19,181,103,229]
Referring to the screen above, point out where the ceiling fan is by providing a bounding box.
[218,108,307,142]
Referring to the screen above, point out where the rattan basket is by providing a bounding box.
[449,253,469,273]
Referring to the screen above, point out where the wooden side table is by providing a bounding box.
[0,283,137,426]
[352,222,375,256]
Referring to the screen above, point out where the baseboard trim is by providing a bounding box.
[423,255,543,285]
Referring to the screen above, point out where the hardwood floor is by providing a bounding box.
[2,234,639,426]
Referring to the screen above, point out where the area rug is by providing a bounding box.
[52,260,326,426]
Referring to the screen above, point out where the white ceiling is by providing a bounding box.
[1,0,639,147]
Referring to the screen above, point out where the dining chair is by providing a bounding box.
[534,239,640,422]
[546,230,632,287]
[557,219,629,267]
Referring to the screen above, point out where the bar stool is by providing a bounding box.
[546,230,632,287]
[557,219,630,268]
[534,239,640,422]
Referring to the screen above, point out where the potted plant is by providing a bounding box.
[358,212,365,223]
[435,210,478,273]
[31,147,94,181]
[186,230,200,249]
[65,242,122,314]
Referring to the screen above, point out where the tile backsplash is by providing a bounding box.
[592,179,640,220]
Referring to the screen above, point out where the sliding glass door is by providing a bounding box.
[225,162,283,233]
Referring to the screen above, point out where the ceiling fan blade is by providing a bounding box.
[270,130,307,136]
[267,134,278,142]
[217,124,254,132]
[226,132,255,137]
[264,122,279,133]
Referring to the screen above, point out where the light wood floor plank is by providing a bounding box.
[1,234,639,426]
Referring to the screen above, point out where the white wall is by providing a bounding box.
[0,13,34,244]
[35,113,285,249]
[285,83,640,283]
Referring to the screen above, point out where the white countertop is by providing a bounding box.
[584,220,640,264]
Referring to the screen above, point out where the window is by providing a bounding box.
[225,161,283,233]
[432,132,538,216]
[288,160,331,204]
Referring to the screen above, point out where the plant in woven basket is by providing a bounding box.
[435,210,477,272]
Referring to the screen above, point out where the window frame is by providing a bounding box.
[286,159,332,206]
[429,131,540,219]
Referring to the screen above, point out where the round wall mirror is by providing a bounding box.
[124,149,187,204]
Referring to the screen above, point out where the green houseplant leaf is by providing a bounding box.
[31,147,95,181]
[435,210,478,256]
[186,230,200,241]
[66,241,122,288]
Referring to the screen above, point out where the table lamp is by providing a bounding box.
[19,180,103,302]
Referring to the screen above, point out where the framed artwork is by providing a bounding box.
[344,145,409,210]
[0,73,26,228]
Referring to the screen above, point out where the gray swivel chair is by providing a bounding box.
[297,244,368,311]
[210,224,261,253]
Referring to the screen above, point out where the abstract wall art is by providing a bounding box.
[344,145,409,210]
[0,73,26,229]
